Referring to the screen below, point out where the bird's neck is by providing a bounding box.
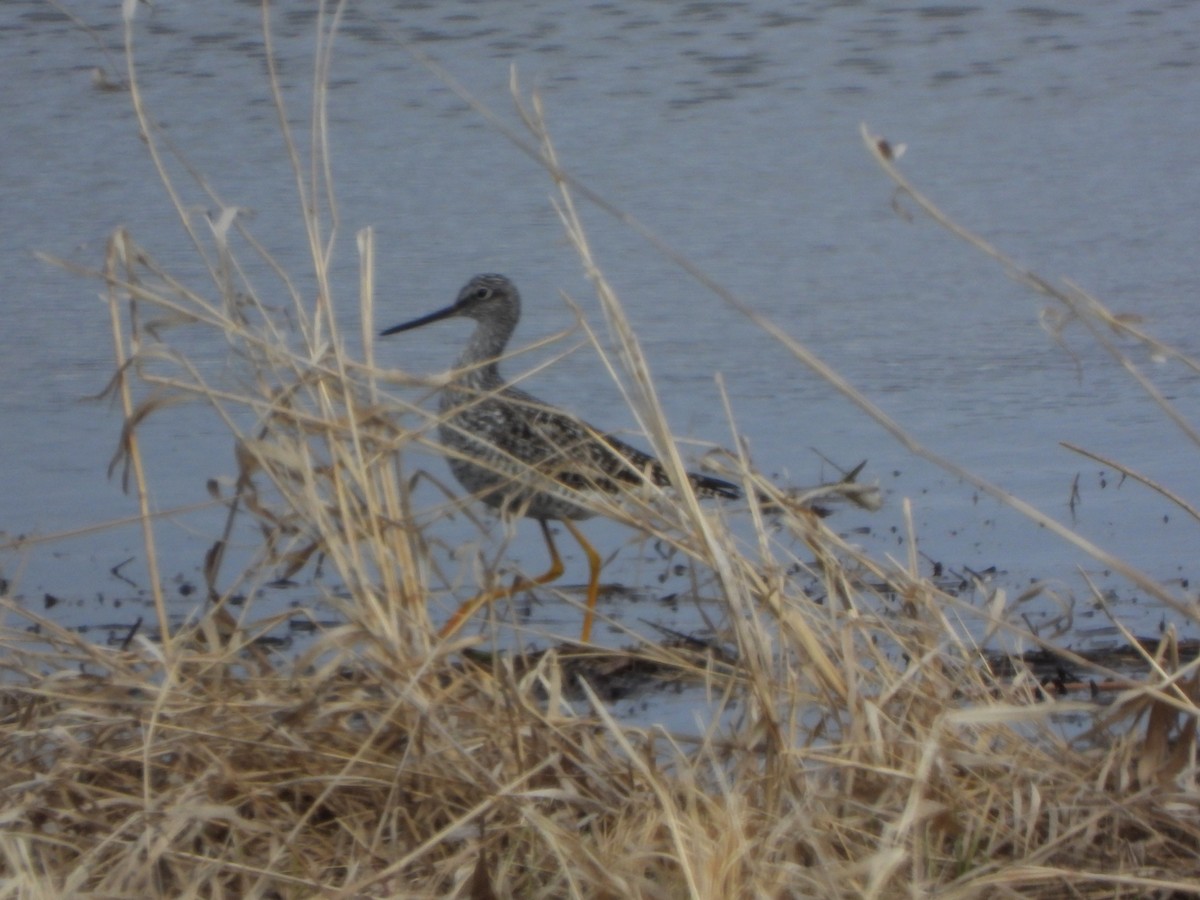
[453,319,511,390]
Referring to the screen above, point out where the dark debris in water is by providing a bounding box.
[986,636,1200,698]
[461,635,738,704]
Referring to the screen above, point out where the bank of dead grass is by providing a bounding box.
[3,3,1199,897]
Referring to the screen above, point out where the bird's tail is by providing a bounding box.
[686,471,741,501]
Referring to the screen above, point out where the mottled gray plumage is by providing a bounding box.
[382,274,739,520]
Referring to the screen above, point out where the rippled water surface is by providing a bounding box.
[3,1,1200,657]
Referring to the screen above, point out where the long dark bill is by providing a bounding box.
[379,303,458,337]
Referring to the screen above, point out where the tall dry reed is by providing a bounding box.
[2,4,1198,897]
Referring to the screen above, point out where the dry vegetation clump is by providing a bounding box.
[3,6,1200,897]
[4,534,1200,897]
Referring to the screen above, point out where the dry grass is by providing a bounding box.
[3,5,1200,897]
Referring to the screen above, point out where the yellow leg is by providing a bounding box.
[560,518,602,644]
[438,519,565,640]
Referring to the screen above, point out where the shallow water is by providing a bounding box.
[3,1,1200,657]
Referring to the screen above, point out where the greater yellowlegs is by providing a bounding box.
[381,273,739,642]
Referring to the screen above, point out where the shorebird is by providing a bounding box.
[381,273,739,642]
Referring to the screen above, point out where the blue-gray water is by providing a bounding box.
[3,1,1200,662]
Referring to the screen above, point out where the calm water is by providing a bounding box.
[3,1,1200,656]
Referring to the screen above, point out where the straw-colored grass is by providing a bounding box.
[3,5,1199,897]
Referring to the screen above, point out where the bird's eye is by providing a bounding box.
[473,287,491,301]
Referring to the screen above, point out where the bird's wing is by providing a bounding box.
[494,388,739,501]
